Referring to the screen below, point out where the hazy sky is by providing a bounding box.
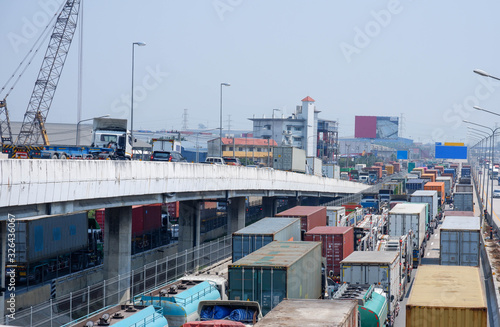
[2,0,500,144]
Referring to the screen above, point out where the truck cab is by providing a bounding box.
[92,118,132,159]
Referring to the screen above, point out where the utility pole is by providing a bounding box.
[182,109,188,130]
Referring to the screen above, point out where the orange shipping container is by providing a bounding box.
[425,169,438,179]
[424,182,445,205]
[421,173,435,182]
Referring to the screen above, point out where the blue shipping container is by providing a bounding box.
[232,217,301,262]
[406,179,427,194]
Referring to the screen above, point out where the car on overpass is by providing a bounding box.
[150,151,187,162]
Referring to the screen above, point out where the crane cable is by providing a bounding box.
[0,0,66,100]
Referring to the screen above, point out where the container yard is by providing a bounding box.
[304,226,354,281]
[232,217,301,262]
[228,241,322,315]
[440,216,481,266]
[253,299,358,327]
[406,266,487,327]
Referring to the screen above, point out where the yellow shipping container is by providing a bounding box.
[385,164,394,175]
[444,142,465,146]
[406,265,487,327]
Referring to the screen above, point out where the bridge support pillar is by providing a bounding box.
[104,206,132,304]
[262,197,277,217]
[179,200,201,251]
[228,197,246,234]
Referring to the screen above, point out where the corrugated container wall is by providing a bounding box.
[275,206,327,237]
[304,226,354,280]
[228,241,322,315]
[253,299,358,327]
[406,179,426,194]
[410,190,437,221]
[408,162,416,173]
[454,192,474,212]
[406,265,487,327]
[440,216,480,266]
[15,212,88,263]
[420,173,435,182]
[436,176,452,198]
[388,203,427,250]
[456,184,473,193]
[232,217,301,262]
[142,204,162,233]
[424,182,445,205]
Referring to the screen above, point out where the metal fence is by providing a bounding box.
[5,235,232,327]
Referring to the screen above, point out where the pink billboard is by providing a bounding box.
[355,116,377,138]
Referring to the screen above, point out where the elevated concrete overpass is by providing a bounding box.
[0,159,369,312]
[0,160,369,218]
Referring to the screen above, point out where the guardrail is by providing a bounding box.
[4,235,232,327]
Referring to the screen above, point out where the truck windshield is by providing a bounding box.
[100,135,118,143]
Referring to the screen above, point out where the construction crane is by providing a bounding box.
[0,0,81,149]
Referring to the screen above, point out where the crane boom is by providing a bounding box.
[0,99,13,143]
[15,0,81,146]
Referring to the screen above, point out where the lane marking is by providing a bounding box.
[431,242,434,246]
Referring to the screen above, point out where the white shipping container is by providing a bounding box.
[436,176,453,197]
[455,184,473,193]
[306,157,322,176]
[273,147,306,173]
[341,251,400,321]
[326,206,346,226]
[388,203,427,250]
[440,216,480,266]
[454,192,474,212]
[410,190,438,220]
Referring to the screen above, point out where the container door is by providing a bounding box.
[441,231,459,265]
[228,267,254,303]
[460,231,479,266]
[259,268,286,315]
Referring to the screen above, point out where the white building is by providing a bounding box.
[249,96,320,157]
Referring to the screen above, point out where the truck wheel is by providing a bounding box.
[59,154,67,160]
[51,154,58,159]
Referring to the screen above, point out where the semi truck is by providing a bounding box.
[7,212,102,284]
[2,118,133,160]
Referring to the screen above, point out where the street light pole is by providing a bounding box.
[131,42,146,156]
[76,114,110,145]
[463,119,500,225]
[220,83,230,158]
[469,129,491,202]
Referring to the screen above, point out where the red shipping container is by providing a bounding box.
[142,204,162,233]
[95,209,105,235]
[132,205,145,236]
[305,226,354,281]
[275,206,327,238]
[166,201,179,218]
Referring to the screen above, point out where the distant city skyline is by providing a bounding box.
[2,1,500,144]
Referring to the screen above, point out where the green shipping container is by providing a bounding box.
[228,241,322,315]
[408,162,416,173]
